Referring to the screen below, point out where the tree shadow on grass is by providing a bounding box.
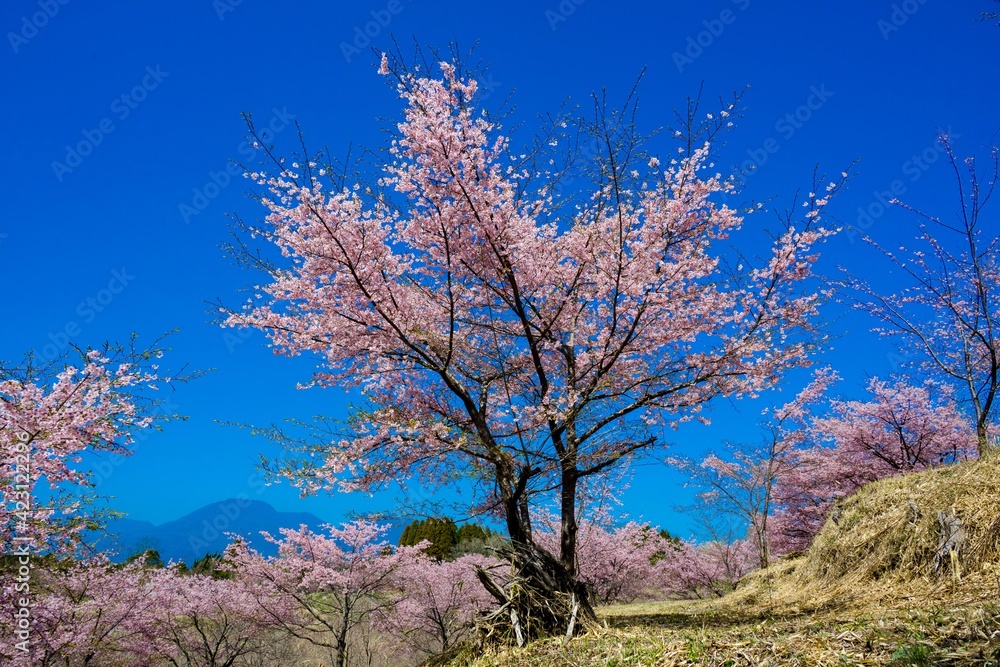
[601,603,843,631]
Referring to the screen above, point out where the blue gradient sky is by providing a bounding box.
[2,0,998,537]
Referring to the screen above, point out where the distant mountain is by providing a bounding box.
[92,498,327,566]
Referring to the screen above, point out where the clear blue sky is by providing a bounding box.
[2,0,998,537]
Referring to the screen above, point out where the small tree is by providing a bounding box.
[539,518,678,604]
[845,136,999,455]
[657,528,682,549]
[456,523,493,545]
[3,557,290,667]
[659,538,757,599]
[1,337,185,555]
[5,559,165,667]
[813,378,977,471]
[150,566,292,667]
[677,368,836,568]
[398,517,459,560]
[189,552,231,579]
[125,549,165,569]
[378,552,500,657]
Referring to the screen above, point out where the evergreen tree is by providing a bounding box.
[189,552,232,579]
[124,549,164,569]
[398,517,459,560]
[456,523,492,544]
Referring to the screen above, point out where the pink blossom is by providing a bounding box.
[772,377,978,553]
[2,353,162,554]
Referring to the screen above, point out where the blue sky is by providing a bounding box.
[2,0,998,537]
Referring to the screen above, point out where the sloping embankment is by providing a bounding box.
[733,455,1000,609]
[438,458,1000,666]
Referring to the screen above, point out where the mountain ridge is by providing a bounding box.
[93,498,331,565]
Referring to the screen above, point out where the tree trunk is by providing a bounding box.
[518,494,533,542]
[476,461,596,646]
[560,468,579,578]
[335,604,350,667]
[499,461,532,546]
[475,540,597,646]
[977,422,993,457]
[503,490,528,547]
[755,521,770,570]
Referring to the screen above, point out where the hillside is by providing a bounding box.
[440,457,1000,666]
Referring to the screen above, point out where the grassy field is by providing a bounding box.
[435,582,999,666]
[437,458,1000,666]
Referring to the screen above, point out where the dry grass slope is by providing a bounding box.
[440,457,1000,666]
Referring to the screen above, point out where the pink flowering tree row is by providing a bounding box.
[225,520,504,667]
[685,372,981,561]
[375,553,502,658]
[771,377,978,553]
[225,520,425,667]
[1,557,296,667]
[3,519,505,666]
[532,512,756,603]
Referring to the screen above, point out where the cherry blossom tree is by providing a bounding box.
[532,514,671,604]
[845,136,999,455]
[150,567,295,667]
[1,338,182,555]
[2,557,292,667]
[814,378,977,471]
[2,559,164,667]
[658,538,757,599]
[677,368,837,568]
[225,520,423,667]
[574,522,667,604]
[223,55,841,631]
[533,512,759,602]
[771,377,978,553]
[377,553,501,657]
